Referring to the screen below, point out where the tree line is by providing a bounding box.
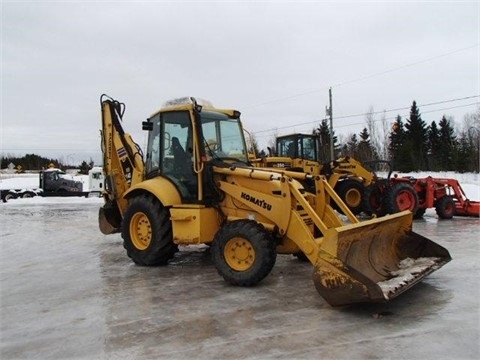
[0,153,95,174]
[3,102,479,174]
[311,101,479,173]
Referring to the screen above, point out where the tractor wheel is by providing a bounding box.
[384,182,419,215]
[4,193,16,202]
[414,208,426,219]
[362,182,387,216]
[435,196,455,219]
[211,220,277,286]
[333,179,365,215]
[122,195,178,266]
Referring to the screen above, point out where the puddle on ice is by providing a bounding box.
[377,257,442,299]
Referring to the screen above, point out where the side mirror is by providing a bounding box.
[142,120,153,131]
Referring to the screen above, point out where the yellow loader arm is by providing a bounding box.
[214,166,451,306]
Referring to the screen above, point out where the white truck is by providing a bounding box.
[87,167,104,196]
[1,168,89,202]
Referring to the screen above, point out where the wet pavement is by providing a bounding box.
[1,198,479,359]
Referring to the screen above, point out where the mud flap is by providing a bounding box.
[99,202,122,235]
[312,211,451,306]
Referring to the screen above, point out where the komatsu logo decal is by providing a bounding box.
[241,192,272,211]
[117,147,127,158]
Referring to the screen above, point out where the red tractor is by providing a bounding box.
[411,177,480,219]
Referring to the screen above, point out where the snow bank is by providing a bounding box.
[0,173,90,191]
[1,171,478,205]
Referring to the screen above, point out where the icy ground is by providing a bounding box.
[0,172,479,359]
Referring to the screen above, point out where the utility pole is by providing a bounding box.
[326,87,334,161]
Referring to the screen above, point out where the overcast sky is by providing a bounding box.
[1,1,479,164]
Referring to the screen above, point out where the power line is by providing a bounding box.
[255,95,480,138]
[334,102,479,130]
[244,44,479,110]
[333,95,480,121]
[253,95,480,136]
[332,44,479,88]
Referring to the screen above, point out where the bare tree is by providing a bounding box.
[365,106,382,159]
[462,107,480,172]
[267,131,278,156]
[380,110,389,160]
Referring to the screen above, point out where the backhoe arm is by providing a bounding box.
[99,95,145,234]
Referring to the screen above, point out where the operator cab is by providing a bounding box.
[276,134,318,161]
[144,98,249,203]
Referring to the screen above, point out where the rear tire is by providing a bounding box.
[362,180,388,216]
[384,182,419,215]
[211,220,276,286]
[122,195,178,266]
[4,193,16,202]
[333,179,365,215]
[435,196,455,219]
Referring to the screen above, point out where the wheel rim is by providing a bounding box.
[345,188,362,208]
[224,237,255,271]
[396,190,416,211]
[130,212,152,250]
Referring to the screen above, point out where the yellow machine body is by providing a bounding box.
[98,95,451,306]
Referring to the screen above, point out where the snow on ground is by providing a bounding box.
[2,171,478,204]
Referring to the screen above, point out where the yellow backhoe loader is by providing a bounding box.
[255,133,419,217]
[98,95,450,306]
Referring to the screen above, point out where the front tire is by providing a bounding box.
[362,180,389,216]
[122,195,178,266]
[211,220,276,286]
[333,179,365,215]
[435,196,455,219]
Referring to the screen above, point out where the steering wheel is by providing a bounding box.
[206,139,220,152]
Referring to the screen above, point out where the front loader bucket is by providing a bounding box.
[313,211,451,306]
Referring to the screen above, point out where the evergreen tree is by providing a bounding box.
[79,161,91,175]
[437,116,456,170]
[315,119,338,162]
[344,133,358,158]
[404,101,428,170]
[427,121,441,171]
[388,115,409,171]
[357,128,378,162]
[454,132,475,173]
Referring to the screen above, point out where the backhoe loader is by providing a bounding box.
[255,133,419,216]
[98,95,451,306]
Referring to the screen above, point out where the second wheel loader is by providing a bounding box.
[255,133,419,217]
[98,95,450,307]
